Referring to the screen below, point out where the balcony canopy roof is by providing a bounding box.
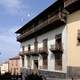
[15,0,63,33]
[16,0,79,34]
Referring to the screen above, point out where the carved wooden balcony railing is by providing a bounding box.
[50,44,63,54]
[28,49,39,56]
[17,11,66,42]
[19,51,30,56]
[19,51,24,56]
[64,0,79,13]
[38,48,48,56]
[19,49,39,57]
[17,28,35,41]
[64,0,78,7]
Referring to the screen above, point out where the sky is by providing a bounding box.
[0,0,56,63]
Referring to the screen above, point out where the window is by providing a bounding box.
[43,55,48,69]
[55,34,62,50]
[34,60,38,69]
[43,39,48,51]
[34,37,38,52]
[55,34,62,70]
[27,56,31,68]
[12,61,13,66]
[16,60,18,66]
[55,54,62,70]
[28,44,31,51]
[22,57,24,67]
[77,30,80,45]
[11,68,13,74]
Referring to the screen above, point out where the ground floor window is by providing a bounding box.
[55,53,62,70]
[27,56,31,68]
[22,56,24,67]
[43,55,48,69]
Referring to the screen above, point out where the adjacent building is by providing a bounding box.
[16,0,80,79]
[0,61,9,74]
[8,56,21,75]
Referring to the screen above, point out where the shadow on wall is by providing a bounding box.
[67,11,80,24]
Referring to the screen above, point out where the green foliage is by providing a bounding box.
[0,72,11,80]
[0,72,22,80]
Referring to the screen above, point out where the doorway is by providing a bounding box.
[34,60,38,69]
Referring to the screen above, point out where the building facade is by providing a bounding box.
[0,61,9,74]
[16,0,80,79]
[8,56,21,75]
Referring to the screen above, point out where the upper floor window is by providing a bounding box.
[16,60,18,66]
[22,57,24,67]
[77,30,80,45]
[55,34,62,50]
[55,34,62,70]
[55,54,62,70]
[28,44,31,51]
[34,37,38,51]
[43,55,48,69]
[43,39,48,50]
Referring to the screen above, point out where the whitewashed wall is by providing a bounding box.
[21,25,67,73]
[0,63,9,74]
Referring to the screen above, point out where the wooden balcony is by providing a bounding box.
[16,0,79,42]
[38,48,48,56]
[50,44,63,54]
[64,0,78,7]
[64,0,79,13]
[17,11,66,42]
[19,47,39,57]
[28,49,39,56]
[19,52,24,56]
[17,28,35,41]
[19,51,30,56]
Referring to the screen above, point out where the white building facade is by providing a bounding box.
[20,26,67,72]
[0,62,9,74]
[16,0,80,79]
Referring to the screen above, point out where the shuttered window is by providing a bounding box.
[77,30,80,45]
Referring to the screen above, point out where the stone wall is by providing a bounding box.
[67,66,80,79]
[22,67,80,80]
[38,70,66,79]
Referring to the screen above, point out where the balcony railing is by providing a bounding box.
[29,49,39,56]
[19,47,48,57]
[64,0,78,7]
[17,11,66,41]
[17,0,79,42]
[38,48,48,55]
[19,52,24,56]
[17,28,35,41]
[50,44,63,54]
[19,50,31,56]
